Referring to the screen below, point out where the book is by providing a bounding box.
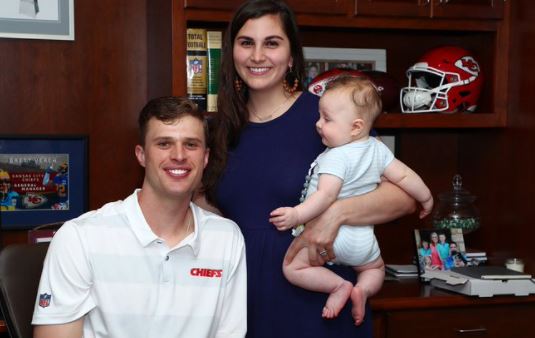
[451,266,532,280]
[386,264,418,274]
[206,30,222,113]
[386,264,419,278]
[186,28,208,111]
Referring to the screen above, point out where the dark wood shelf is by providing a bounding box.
[149,0,511,130]
[375,112,506,129]
[185,9,500,32]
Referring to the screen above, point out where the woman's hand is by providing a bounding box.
[284,202,342,266]
[284,180,416,266]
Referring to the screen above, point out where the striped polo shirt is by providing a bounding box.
[32,190,247,338]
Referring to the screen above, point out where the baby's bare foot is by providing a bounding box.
[322,281,352,319]
[350,285,368,326]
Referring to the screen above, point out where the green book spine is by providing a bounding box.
[206,31,222,113]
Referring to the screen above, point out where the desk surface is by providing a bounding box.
[371,277,535,311]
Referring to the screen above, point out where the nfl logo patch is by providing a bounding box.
[39,293,51,308]
[190,58,203,74]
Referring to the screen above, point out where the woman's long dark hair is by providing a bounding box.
[203,0,305,206]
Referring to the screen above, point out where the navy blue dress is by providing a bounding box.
[216,92,373,338]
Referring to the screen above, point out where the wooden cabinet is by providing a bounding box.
[372,280,535,338]
[355,0,504,19]
[148,0,511,128]
[184,0,243,11]
[184,0,350,15]
[355,0,429,17]
[432,0,504,19]
[384,305,535,338]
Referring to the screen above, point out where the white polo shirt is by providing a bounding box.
[32,190,247,338]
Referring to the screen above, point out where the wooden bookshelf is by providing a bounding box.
[148,0,510,129]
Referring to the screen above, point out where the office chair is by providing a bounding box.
[0,243,49,338]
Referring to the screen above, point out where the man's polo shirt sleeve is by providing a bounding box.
[32,221,95,325]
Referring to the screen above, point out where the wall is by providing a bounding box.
[0,0,148,244]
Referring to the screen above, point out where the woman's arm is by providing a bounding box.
[284,180,416,265]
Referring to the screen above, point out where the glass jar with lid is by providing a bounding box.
[432,174,480,233]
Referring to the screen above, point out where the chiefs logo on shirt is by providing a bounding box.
[190,268,223,278]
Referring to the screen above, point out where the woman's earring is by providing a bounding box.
[234,77,243,92]
[283,66,299,94]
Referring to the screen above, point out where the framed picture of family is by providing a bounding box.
[414,228,472,277]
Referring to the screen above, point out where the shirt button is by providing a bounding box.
[156,240,163,244]
[165,255,170,261]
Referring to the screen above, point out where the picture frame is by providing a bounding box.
[414,228,468,277]
[0,0,74,41]
[303,47,387,87]
[0,135,88,230]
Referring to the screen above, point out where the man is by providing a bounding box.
[436,232,450,261]
[32,97,247,338]
[0,169,19,211]
[444,242,467,270]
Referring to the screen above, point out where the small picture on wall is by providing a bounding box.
[0,0,74,40]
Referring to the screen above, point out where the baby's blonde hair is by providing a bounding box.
[324,75,383,124]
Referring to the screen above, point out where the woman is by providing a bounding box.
[202,1,415,337]
[429,232,444,270]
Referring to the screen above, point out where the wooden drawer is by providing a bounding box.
[355,0,504,19]
[385,304,535,338]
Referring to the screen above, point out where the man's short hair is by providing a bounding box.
[138,96,208,146]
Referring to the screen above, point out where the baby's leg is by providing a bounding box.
[350,256,385,326]
[283,248,352,319]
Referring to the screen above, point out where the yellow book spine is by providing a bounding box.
[186,28,207,110]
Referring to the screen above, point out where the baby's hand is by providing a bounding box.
[269,207,299,231]
[419,196,434,219]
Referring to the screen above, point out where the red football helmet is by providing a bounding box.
[362,70,401,113]
[307,68,366,96]
[400,46,483,113]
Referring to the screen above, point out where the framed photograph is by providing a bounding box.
[303,47,386,87]
[0,0,74,40]
[414,228,468,276]
[0,135,88,230]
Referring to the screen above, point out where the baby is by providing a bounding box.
[270,76,433,325]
